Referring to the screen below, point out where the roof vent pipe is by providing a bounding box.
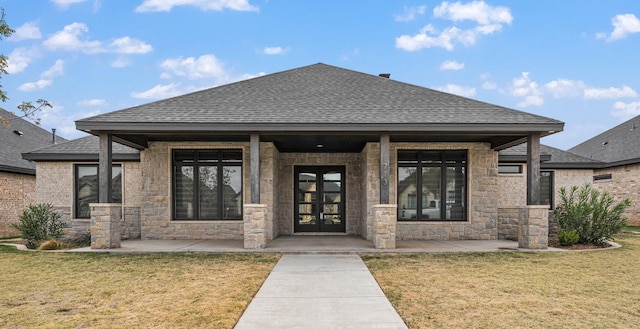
[52,128,57,144]
[379,73,390,78]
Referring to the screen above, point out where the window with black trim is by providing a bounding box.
[540,171,554,209]
[172,149,243,220]
[594,173,612,181]
[75,164,122,219]
[397,150,467,221]
[498,164,523,174]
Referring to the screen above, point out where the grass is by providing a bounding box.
[364,235,640,329]
[0,247,279,329]
[623,226,640,233]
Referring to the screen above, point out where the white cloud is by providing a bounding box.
[110,37,153,54]
[395,5,427,22]
[584,86,638,99]
[135,0,258,12]
[18,79,53,91]
[433,0,512,25]
[41,59,65,79]
[44,23,152,55]
[51,0,87,9]
[482,80,496,90]
[544,79,586,98]
[510,72,543,107]
[9,22,42,41]
[43,22,102,53]
[440,60,464,70]
[160,54,228,80]
[131,83,184,99]
[436,84,476,97]
[612,101,640,120]
[78,99,107,106]
[111,56,132,68]
[396,1,512,51]
[6,48,34,73]
[263,46,288,55]
[606,14,640,41]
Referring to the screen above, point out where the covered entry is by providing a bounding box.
[294,166,346,233]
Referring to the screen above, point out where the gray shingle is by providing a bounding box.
[0,109,66,174]
[569,115,640,164]
[23,135,139,161]
[78,63,562,127]
[500,143,602,168]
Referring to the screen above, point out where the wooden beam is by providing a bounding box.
[250,134,260,204]
[98,133,113,203]
[527,133,541,205]
[380,134,390,204]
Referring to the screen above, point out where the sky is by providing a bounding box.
[2,0,640,150]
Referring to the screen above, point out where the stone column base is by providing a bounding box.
[90,203,122,249]
[373,204,397,249]
[244,204,267,249]
[518,205,549,249]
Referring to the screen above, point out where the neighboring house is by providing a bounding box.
[0,109,65,238]
[569,115,640,226]
[24,63,565,249]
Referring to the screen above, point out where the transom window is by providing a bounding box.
[397,150,467,221]
[172,149,243,220]
[75,164,122,219]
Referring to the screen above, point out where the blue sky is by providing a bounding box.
[2,0,640,150]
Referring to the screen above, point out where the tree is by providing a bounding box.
[0,8,51,127]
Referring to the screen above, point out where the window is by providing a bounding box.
[594,173,612,181]
[540,171,554,209]
[75,164,122,219]
[498,164,522,174]
[172,149,243,220]
[397,150,467,221]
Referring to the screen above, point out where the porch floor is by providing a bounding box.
[70,236,565,253]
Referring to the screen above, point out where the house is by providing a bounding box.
[0,108,65,237]
[569,115,640,226]
[23,63,565,249]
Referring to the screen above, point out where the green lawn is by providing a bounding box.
[623,226,640,233]
[0,247,279,328]
[364,235,640,328]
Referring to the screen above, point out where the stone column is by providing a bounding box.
[244,204,267,249]
[90,203,122,249]
[518,205,549,249]
[373,204,397,249]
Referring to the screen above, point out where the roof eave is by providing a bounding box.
[0,164,36,175]
[22,153,140,162]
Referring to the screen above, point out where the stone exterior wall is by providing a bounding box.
[139,142,253,240]
[260,143,279,240]
[498,166,593,208]
[0,172,36,238]
[33,161,141,239]
[277,152,362,235]
[360,143,380,241]
[392,143,499,240]
[593,164,640,226]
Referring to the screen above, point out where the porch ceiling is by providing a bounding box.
[106,131,536,153]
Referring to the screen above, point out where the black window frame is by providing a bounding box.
[74,164,122,219]
[397,150,467,222]
[172,149,243,220]
[593,173,612,181]
[540,170,554,210]
[498,164,523,174]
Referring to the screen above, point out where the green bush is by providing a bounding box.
[554,183,632,245]
[557,229,579,246]
[11,203,69,249]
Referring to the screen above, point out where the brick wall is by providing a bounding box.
[593,164,640,226]
[0,172,36,238]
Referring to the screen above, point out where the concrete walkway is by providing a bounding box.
[234,254,408,329]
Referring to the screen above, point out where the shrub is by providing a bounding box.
[38,239,62,250]
[70,231,92,248]
[557,229,579,246]
[11,203,69,249]
[554,183,632,245]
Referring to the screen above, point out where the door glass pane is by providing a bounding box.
[221,165,242,219]
[323,172,341,181]
[398,166,418,220]
[323,204,340,214]
[175,166,194,219]
[298,215,316,225]
[299,191,316,202]
[299,204,314,214]
[324,192,340,203]
[322,214,341,225]
[422,167,442,220]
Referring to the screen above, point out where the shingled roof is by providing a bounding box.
[0,109,66,174]
[569,115,640,166]
[500,143,603,169]
[76,63,563,152]
[22,135,139,162]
